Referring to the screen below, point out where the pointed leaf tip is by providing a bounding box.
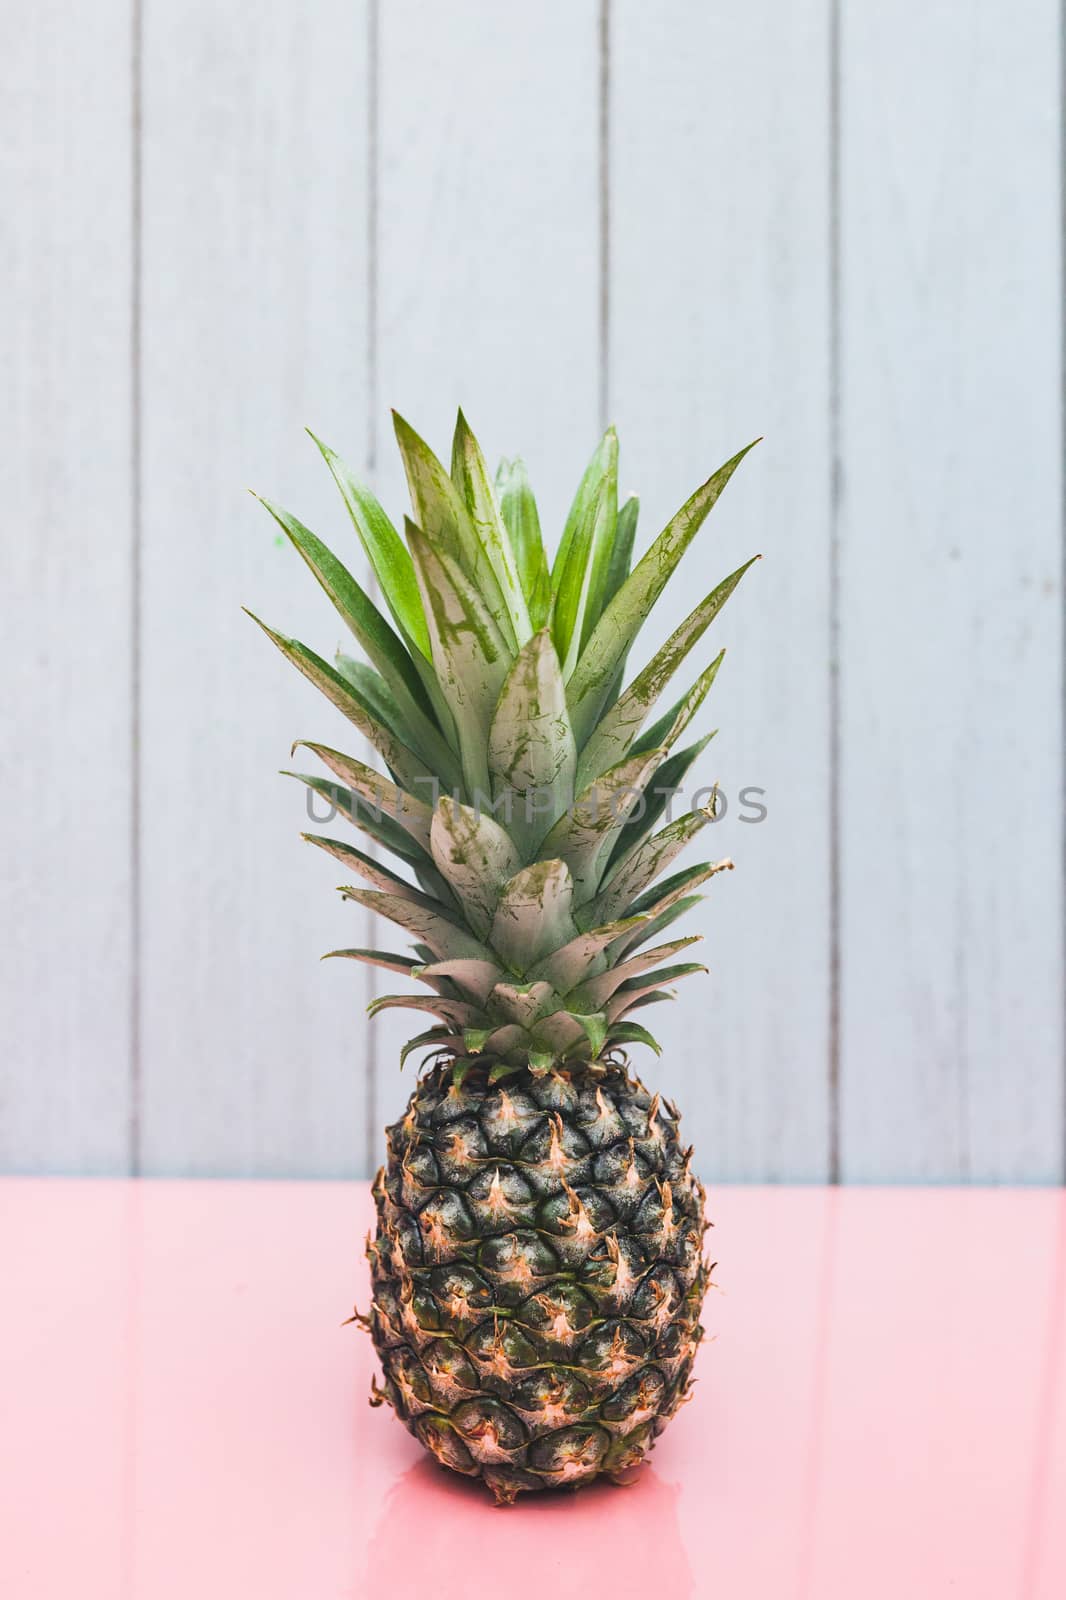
[568,441,759,739]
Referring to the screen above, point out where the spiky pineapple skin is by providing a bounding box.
[365,1060,709,1503]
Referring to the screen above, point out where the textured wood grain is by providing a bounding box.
[0,0,135,1172]
[367,0,602,1148]
[609,0,834,1179]
[138,1,373,1176]
[837,0,1064,1180]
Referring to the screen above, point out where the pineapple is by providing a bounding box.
[251,411,758,1501]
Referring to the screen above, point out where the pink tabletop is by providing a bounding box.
[1,1180,1063,1599]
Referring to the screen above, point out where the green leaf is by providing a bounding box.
[581,555,755,779]
[583,808,729,925]
[574,1011,608,1058]
[450,1057,478,1089]
[570,936,703,1009]
[606,1021,662,1056]
[308,432,430,657]
[605,859,735,959]
[566,440,760,742]
[589,495,641,719]
[369,992,479,1027]
[407,648,462,748]
[488,1061,525,1084]
[333,655,461,804]
[336,653,458,779]
[249,614,386,742]
[538,746,668,904]
[496,457,551,630]
[616,989,676,1014]
[333,654,403,734]
[321,947,420,977]
[529,914,649,993]
[482,1024,529,1057]
[605,494,639,612]
[429,794,521,940]
[406,520,513,801]
[487,628,577,857]
[254,496,445,755]
[488,980,553,1029]
[581,641,726,788]
[605,963,706,1021]
[632,652,725,757]
[581,444,626,651]
[623,858,732,922]
[400,1027,459,1069]
[607,732,716,869]
[530,1010,590,1056]
[246,615,439,798]
[489,859,577,972]
[392,411,515,644]
[293,740,434,853]
[608,894,703,962]
[551,428,617,676]
[413,957,502,1005]
[332,652,457,784]
[284,772,426,864]
[623,960,707,993]
[303,832,449,908]
[340,886,494,962]
[451,410,531,645]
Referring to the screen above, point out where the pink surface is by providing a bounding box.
[1,1181,1064,1600]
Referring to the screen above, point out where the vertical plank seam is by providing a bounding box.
[598,0,611,431]
[367,0,379,484]
[827,0,842,1185]
[1061,0,1066,1183]
[128,0,144,1179]
[364,0,381,1179]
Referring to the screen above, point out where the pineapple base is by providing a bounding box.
[363,1059,709,1504]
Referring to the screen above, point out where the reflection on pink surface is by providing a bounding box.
[366,1459,692,1600]
[1,1181,1063,1599]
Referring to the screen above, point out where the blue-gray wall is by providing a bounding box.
[3,0,1062,1181]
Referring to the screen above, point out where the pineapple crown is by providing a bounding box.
[249,410,759,1086]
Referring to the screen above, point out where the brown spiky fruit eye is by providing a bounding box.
[373,1059,709,1498]
[253,411,758,1497]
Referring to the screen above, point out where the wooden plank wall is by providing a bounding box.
[370,0,603,1147]
[611,0,833,1180]
[2,1,1062,1182]
[2,1,135,1173]
[837,0,1063,1180]
[137,1,372,1177]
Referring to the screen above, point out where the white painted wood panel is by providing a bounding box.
[138,1,373,1175]
[3,0,1062,1185]
[1,1,135,1172]
[838,0,1064,1179]
[610,0,834,1179]
[369,0,602,1143]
